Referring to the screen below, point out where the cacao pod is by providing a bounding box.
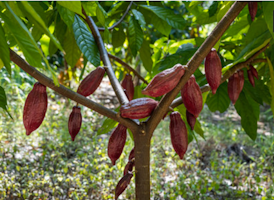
[228,72,241,104]
[205,48,222,94]
[248,69,255,87]
[120,98,158,119]
[249,65,258,79]
[169,111,188,159]
[115,172,133,200]
[123,159,135,176]
[181,75,203,118]
[68,106,82,141]
[107,123,127,165]
[77,66,105,97]
[248,2,257,21]
[142,64,186,97]
[186,110,196,130]
[128,147,135,161]
[23,82,48,136]
[238,70,244,93]
[121,74,134,101]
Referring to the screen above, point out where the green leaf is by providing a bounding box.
[235,91,259,141]
[206,82,230,113]
[151,13,171,36]
[128,16,143,57]
[97,117,118,136]
[267,57,274,116]
[57,4,75,28]
[57,1,84,18]
[217,2,234,22]
[139,38,153,73]
[194,119,204,139]
[208,1,219,18]
[140,5,186,30]
[73,15,100,67]
[82,2,97,16]
[96,3,106,26]
[0,86,12,119]
[0,24,11,75]
[112,25,125,49]
[263,2,274,40]
[63,30,81,68]
[132,9,146,27]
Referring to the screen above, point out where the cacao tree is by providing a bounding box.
[0,1,274,199]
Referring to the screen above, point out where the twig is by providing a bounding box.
[98,2,133,32]
[108,53,148,84]
[9,49,138,132]
[146,2,248,135]
[170,43,270,108]
[82,8,129,106]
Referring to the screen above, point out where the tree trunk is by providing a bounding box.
[134,127,151,200]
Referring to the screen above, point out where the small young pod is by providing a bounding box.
[128,147,135,161]
[123,159,135,176]
[77,66,105,97]
[249,65,258,79]
[238,70,245,93]
[23,82,48,136]
[248,2,258,21]
[121,74,134,101]
[107,123,127,165]
[186,110,196,131]
[142,64,186,97]
[115,172,133,200]
[248,69,255,87]
[228,72,241,104]
[169,112,188,159]
[68,106,82,141]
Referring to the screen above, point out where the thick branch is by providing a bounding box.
[146,1,248,135]
[108,53,148,84]
[82,9,129,105]
[9,49,138,132]
[170,44,270,108]
[98,2,133,32]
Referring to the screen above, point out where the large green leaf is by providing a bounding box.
[206,82,230,113]
[151,13,171,36]
[0,86,12,119]
[57,4,75,28]
[128,16,143,57]
[263,2,274,40]
[139,38,153,73]
[208,1,219,17]
[0,24,11,75]
[57,1,84,18]
[112,25,125,49]
[235,91,259,141]
[63,30,81,68]
[267,57,274,116]
[73,15,100,67]
[140,5,186,30]
[132,9,146,27]
[96,2,107,27]
[97,117,118,136]
[82,2,97,17]
[217,1,233,22]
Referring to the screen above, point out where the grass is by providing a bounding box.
[0,80,274,199]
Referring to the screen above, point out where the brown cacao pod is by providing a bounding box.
[128,147,135,161]
[123,159,135,176]
[248,2,257,21]
[248,69,255,87]
[238,70,244,93]
[186,110,196,130]
[142,64,186,97]
[107,123,127,165]
[23,82,48,136]
[169,111,188,159]
[121,74,134,101]
[205,48,222,94]
[228,72,241,104]
[68,106,82,141]
[120,98,158,119]
[181,75,203,118]
[249,65,258,79]
[115,172,133,200]
[77,66,105,97]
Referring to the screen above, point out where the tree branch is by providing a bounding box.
[9,49,139,132]
[146,1,248,135]
[98,2,133,32]
[108,53,148,84]
[82,8,129,106]
[170,43,270,108]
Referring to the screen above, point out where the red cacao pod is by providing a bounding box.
[181,75,203,118]
[228,72,241,104]
[128,147,135,161]
[121,74,134,101]
[115,172,133,200]
[248,69,255,87]
[120,98,158,119]
[205,48,222,94]
[107,123,127,165]
[123,160,135,176]
[248,2,257,21]
[186,110,196,130]
[77,67,105,97]
[68,106,82,141]
[169,112,188,159]
[142,64,186,97]
[238,70,244,93]
[249,65,258,79]
[23,82,48,136]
